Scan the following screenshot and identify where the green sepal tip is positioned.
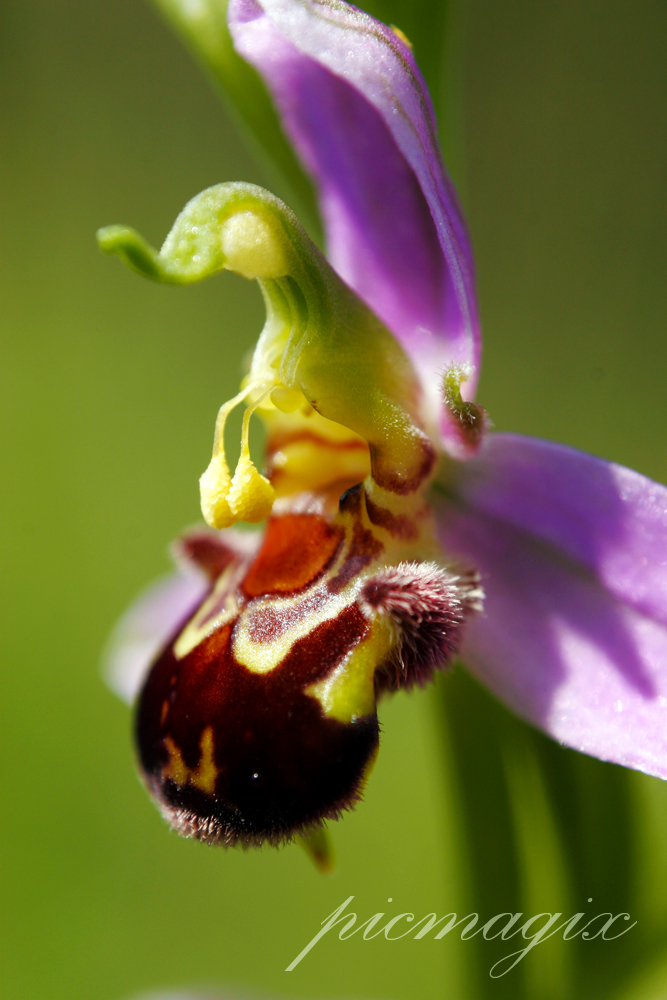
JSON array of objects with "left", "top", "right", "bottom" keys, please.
[
  {"left": 97, "top": 225, "right": 183, "bottom": 283},
  {"left": 297, "top": 825, "right": 335, "bottom": 874}
]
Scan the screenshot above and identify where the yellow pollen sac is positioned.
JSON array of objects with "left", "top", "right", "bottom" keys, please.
[
  {"left": 227, "top": 453, "right": 275, "bottom": 523},
  {"left": 200, "top": 391, "right": 276, "bottom": 528},
  {"left": 199, "top": 453, "right": 235, "bottom": 529}
]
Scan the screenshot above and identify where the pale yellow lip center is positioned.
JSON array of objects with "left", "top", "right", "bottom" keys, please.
[{"left": 199, "top": 378, "right": 320, "bottom": 530}]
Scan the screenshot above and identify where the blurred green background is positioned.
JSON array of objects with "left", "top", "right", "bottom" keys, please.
[{"left": 2, "top": 0, "right": 667, "bottom": 999}]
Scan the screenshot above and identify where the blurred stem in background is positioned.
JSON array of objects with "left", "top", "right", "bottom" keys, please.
[
  {"left": 143, "top": 0, "right": 667, "bottom": 996},
  {"left": 360, "top": 0, "right": 468, "bottom": 195},
  {"left": 436, "top": 668, "right": 647, "bottom": 999},
  {"left": 151, "top": 0, "right": 320, "bottom": 235}
]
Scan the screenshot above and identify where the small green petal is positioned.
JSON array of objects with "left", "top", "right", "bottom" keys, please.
[
  {"left": 297, "top": 825, "right": 335, "bottom": 874},
  {"left": 96, "top": 225, "right": 164, "bottom": 281}
]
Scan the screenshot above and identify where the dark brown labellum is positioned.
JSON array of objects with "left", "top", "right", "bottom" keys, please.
[{"left": 135, "top": 514, "right": 379, "bottom": 846}]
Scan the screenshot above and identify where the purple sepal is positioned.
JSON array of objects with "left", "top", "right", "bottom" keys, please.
[
  {"left": 436, "top": 434, "right": 667, "bottom": 778},
  {"left": 228, "top": 0, "right": 481, "bottom": 448},
  {"left": 102, "top": 570, "right": 208, "bottom": 704},
  {"left": 104, "top": 528, "right": 261, "bottom": 704}
]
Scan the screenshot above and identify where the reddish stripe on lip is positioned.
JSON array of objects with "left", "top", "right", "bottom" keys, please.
[
  {"left": 243, "top": 513, "right": 343, "bottom": 597},
  {"left": 365, "top": 492, "right": 419, "bottom": 541}
]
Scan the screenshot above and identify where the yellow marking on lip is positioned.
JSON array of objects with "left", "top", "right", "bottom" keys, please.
[
  {"left": 160, "top": 700, "right": 169, "bottom": 725},
  {"left": 362, "top": 480, "right": 440, "bottom": 559},
  {"left": 306, "top": 618, "right": 394, "bottom": 723},
  {"left": 174, "top": 564, "right": 241, "bottom": 660},
  {"left": 233, "top": 511, "right": 371, "bottom": 674},
  {"left": 192, "top": 727, "right": 217, "bottom": 794},
  {"left": 270, "top": 437, "right": 371, "bottom": 496},
  {"left": 163, "top": 736, "right": 189, "bottom": 787},
  {"left": 233, "top": 586, "right": 354, "bottom": 674},
  {"left": 161, "top": 727, "right": 218, "bottom": 795}
]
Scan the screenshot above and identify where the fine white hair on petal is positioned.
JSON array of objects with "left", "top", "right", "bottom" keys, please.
[
  {"left": 102, "top": 570, "right": 208, "bottom": 704},
  {"left": 361, "top": 560, "right": 483, "bottom": 690}
]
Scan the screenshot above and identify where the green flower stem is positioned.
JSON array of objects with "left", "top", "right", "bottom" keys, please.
[{"left": 433, "top": 667, "right": 655, "bottom": 999}]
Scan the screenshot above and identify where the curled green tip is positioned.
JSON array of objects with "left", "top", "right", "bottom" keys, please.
[
  {"left": 96, "top": 225, "right": 165, "bottom": 281},
  {"left": 442, "top": 364, "right": 486, "bottom": 449},
  {"left": 297, "top": 825, "right": 335, "bottom": 874},
  {"left": 96, "top": 184, "right": 290, "bottom": 287}
]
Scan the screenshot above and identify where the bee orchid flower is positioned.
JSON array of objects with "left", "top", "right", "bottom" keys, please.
[{"left": 102, "top": 0, "right": 667, "bottom": 850}]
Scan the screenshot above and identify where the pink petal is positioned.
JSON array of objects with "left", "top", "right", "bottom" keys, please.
[
  {"left": 103, "top": 528, "right": 260, "bottom": 703},
  {"left": 453, "top": 434, "right": 667, "bottom": 624},
  {"left": 435, "top": 434, "right": 667, "bottom": 778},
  {"left": 228, "top": 0, "right": 480, "bottom": 440},
  {"left": 102, "top": 571, "right": 208, "bottom": 704}
]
